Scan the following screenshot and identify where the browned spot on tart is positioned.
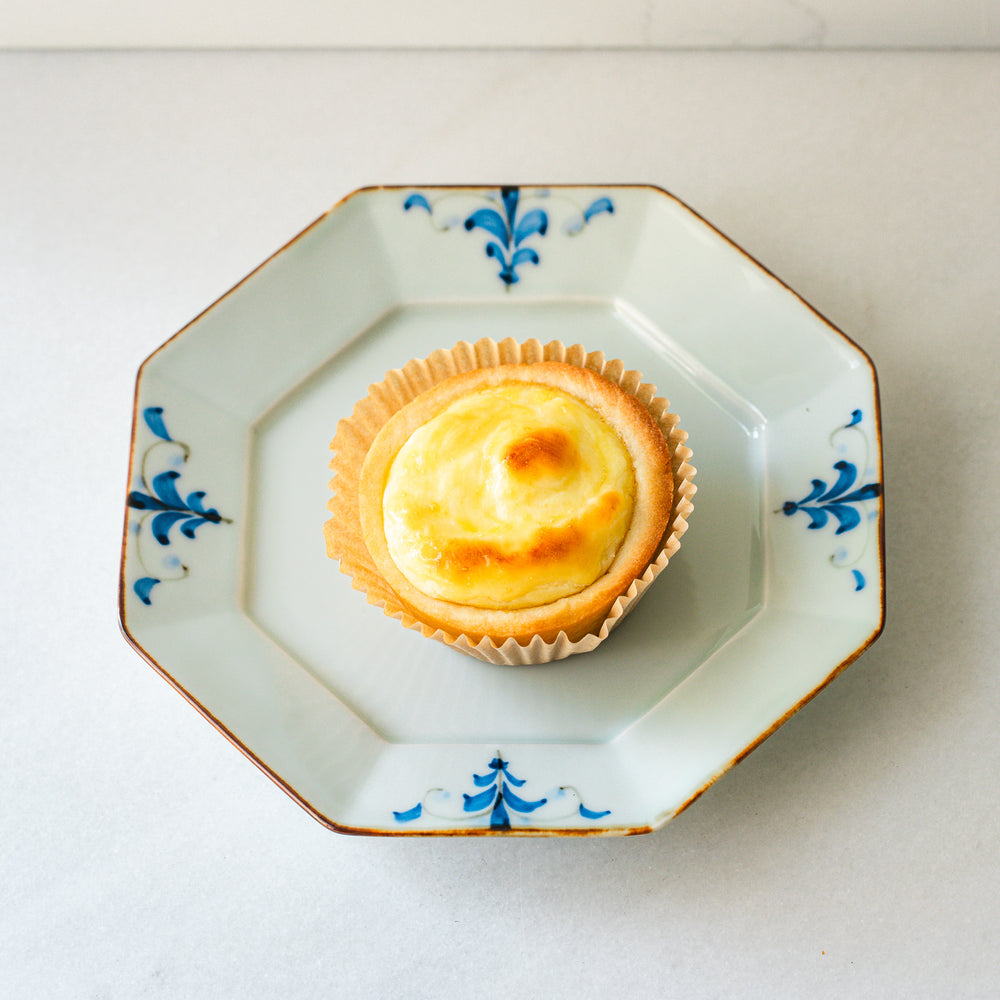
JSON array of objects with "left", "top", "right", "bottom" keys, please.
[
  {"left": 439, "top": 490, "right": 622, "bottom": 578},
  {"left": 503, "top": 428, "right": 579, "bottom": 477}
]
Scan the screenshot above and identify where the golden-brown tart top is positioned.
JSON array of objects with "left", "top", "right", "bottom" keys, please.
[{"left": 380, "top": 381, "right": 636, "bottom": 609}]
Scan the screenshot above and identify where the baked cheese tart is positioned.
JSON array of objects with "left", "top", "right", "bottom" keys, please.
[{"left": 357, "top": 362, "right": 673, "bottom": 645}]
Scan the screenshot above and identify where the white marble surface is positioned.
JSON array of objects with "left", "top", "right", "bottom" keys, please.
[
  {"left": 5, "top": 0, "right": 1000, "bottom": 48},
  {"left": 2, "top": 49, "right": 999, "bottom": 998}
]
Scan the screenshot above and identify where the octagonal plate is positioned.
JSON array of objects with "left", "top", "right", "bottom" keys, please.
[{"left": 119, "top": 185, "right": 884, "bottom": 835}]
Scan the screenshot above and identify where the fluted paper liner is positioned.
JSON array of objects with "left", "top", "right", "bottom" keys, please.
[{"left": 325, "top": 338, "right": 696, "bottom": 664}]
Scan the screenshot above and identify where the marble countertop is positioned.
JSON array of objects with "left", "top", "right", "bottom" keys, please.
[{"left": 3, "top": 48, "right": 998, "bottom": 999}]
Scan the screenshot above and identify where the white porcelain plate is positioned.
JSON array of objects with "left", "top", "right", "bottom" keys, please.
[{"left": 119, "top": 185, "right": 884, "bottom": 835}]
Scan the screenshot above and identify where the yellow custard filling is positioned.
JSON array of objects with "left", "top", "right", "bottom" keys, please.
[{"left": 381, "top": 383, "right": 636, "bottom": 609}]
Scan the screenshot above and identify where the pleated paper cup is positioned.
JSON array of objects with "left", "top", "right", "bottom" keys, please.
[{"left": 324, "top": 337, "right": 696, "bottom": 664}]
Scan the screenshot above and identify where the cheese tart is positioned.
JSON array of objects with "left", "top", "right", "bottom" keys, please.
[{"left": 356, "top": 362, "right": 673, "bottom": 645}]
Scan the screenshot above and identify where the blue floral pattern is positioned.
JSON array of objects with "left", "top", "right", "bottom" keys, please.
[
  {"left": 127, "top": 407, "right": 230, "bottom": 605},
  {"left": 393, "top": 753, "right": 610, "bottom": 830},
  {"left": 404, "top": 186, "right": 614, "bottom": 287},
  {"left": 781, "top": 409, "right": 881, "bottom": 591}
]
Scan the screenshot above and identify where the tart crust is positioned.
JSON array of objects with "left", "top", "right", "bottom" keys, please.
[{"left": 357, "top": 362, "right": 673, "bottom": 645}]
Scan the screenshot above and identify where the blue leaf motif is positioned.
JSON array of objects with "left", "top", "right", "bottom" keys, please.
[
  {"left": 133, "top": 577, "right": 161, "bottom": 605},
  {"left": 510, "top": 247, "right": 540, "bottom": 269},
  {"left": 819, "top": 461, "right": 858, "bottom": 502},
  {"left": 142, "top": 406, "right": 172, "bottom": 441},
  {"left": 473, "top": 770, "right": 498, "bottom": 788},
  {"left": 484, "top": 241, "right": 519, "bottom": 285},
  {"left": 826, "top": 503, "right": 862, "bottom": 535},
  {"left": 403, "top": 193, "right": 432, "bottom": 213},
  {"left": 393, "top": 803, "right": 423, "bottom": 822},
  {"left": 500, "top": 186, "right": 520, "bottom": 227},
  {"left": 151, "top": 510, "right": 193, "bottom": 546},
  {"left": 465, "top": 208, "right": 510, "bottom": 247},
  {"left": 127, "top": 490, "right": 161, "bottom": 511},
  {"left": 800, "top": 507, "right": 829, "bottom": 530},
  {"left": 799, "top": 479, "right": 828, "bottom": 505},
  {"left": 485, "top": 240, "right": 508, "bottom": 262},
  {"left": 513, "top": 208, "right": 548, "bottom": 246},
  {"left": 502, "top": 786, "right": 547, "bottom": 813},
  {"left": 463, "top": 786, "right": 499, "bottom": 813},
  {"left": 852, "top": 570, "right": 866, "bottom": 591},
  {"left": 180, "top": 517, "right": 213, "bottom": 539},
  {"left": 583, "top": 197, "right": 614, "bottom": 221},
  {"left": 840, "top": 484, "right": 881, "bottom": 505},
  {"left": 185, "top": 490, "right": 210, "bottom": 514},
  {"left": 151, "top": 470, "right": 186, "bottom": 509},
  {"left": 579, "top": 803, "right": 612, "bottom": 820}
]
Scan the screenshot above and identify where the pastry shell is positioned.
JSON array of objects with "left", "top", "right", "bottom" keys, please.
[{"left": 325, "top": 338, "right": 696, "bottom": 664}]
